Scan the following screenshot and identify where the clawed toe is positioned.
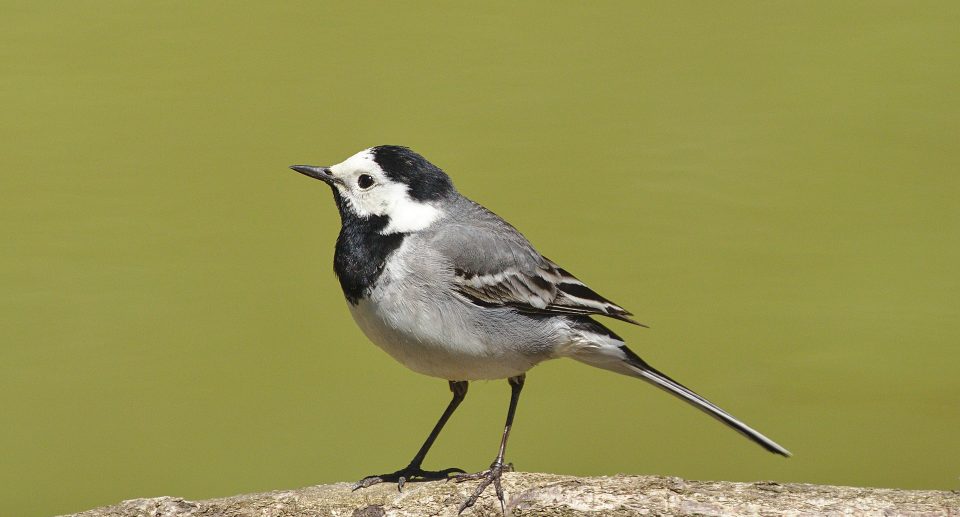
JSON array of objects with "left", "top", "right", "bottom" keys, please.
[
  {"left": 455, "top": 462, "right": 512, "bottom": 514},
  {"left": 352, "top": 475, "right": 387, "bottom": 491},
  {"left": 352, "top": 466, "right": 465, "bottom": 492}
]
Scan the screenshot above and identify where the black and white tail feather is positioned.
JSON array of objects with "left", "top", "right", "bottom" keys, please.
[
  {"left": 563, "top": 319, "right": 790, "bottom": 456},
  {"left": 622, "top": 351, "right": 791, "bottom": 456},
  {"left": 571, "top": 324, "right": 791, "bottom": 456}
]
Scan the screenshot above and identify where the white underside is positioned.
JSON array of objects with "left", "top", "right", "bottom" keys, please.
[{"left": 349, "top": 296, "right": 541, "bottom": 381}]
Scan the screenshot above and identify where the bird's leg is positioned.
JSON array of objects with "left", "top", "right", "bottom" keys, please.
[
  {"left": 353, "top": 380, "right": 468, "bottom": 492},
  {"left": 454, "top": 374, "right": 525, "bottom": 515}
]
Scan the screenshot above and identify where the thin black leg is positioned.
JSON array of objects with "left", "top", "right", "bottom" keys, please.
[
  {"left": 353, "top": 380, "right": 469, "bottom": 491},
  {"left": 409, "top": 380, "right": 468, "bottom": 470},
  {"left": 455, "top": 374, "right": 525, "bottom": 514}
]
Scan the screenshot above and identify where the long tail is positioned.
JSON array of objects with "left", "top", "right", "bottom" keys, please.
[{"left": 569, "top": 332, "right": 791, "bottom": 456}]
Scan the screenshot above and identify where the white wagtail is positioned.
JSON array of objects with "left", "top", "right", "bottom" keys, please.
[{"left": 289, "top": 146, "right": 789, "bottom": 514}]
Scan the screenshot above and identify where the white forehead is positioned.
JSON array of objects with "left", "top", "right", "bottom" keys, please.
[{"left": 330, "top": 148, "right": 383, "bottom": 176}]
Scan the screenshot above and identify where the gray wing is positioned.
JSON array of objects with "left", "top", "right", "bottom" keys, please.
[{"left": 433, "top": 198, "right": 644, "bottom": 326}]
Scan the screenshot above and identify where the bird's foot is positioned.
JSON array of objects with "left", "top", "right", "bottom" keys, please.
[
  {"left": 352, "top": 464, "right": 466, "bottom": 492},
  {"left": 453, "top": 460, "right": 513, "bottom": 514}
]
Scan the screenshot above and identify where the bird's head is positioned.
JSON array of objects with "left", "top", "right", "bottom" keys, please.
[{"left": 290, "top": 146, "right": 456, "bottom": 234}]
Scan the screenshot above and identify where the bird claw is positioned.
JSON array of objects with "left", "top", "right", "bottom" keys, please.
[
  {"left": 454, "top": 461, "right": 513, "bottom": 514},
  {"left": 352, "top": 465, "right": 466, "bottom": 492}
]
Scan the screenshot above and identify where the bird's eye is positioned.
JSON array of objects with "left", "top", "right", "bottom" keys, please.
[{"left": 357, "top": 174, "right": 375, "bottom": 189}]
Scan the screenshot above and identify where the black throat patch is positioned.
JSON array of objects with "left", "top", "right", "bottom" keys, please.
[{"left": 331, "top": 189, "right": 405, "bottom": 304}]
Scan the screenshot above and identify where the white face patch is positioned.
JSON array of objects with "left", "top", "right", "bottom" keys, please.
[{"left": 328, "top": 148, "right": 444, "bottom": 234}]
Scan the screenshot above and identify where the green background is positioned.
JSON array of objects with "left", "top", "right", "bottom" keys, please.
[{"left": 3, "top": 2, "right": 958, "bottom": 516}]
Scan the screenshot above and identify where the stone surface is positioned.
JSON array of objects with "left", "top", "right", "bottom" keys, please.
[{"left": 60, "top": 473, "right": 960, "bottom": 517}]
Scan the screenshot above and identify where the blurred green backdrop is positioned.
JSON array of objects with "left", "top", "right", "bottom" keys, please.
[{"left": 2, "top": 2, "right": 959, "bottom": 516}]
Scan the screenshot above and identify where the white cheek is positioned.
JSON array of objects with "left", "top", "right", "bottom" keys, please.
[
  {"left": 343, "top": 189, "right": 443, "bottom": 233},
  {"left": 368, "top": 186, "right": 398, "bottom": 214},
  {"left": 349, "top": 184, "right": 397, "bottom": 218},
  {"left": 381, "top": 194, "right": 443, "bottom": 234},
  {"left": 337, "top": 185, "right": 372, "bottom": 218}
]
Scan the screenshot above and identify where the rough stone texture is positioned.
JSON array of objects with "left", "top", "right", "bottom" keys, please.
[{"left": 59, "top": 473, "right": 960, "bottom": 517}]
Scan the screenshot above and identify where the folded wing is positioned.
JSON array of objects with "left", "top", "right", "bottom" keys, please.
[{"left": 436, "top": 200, "right": 643, "bottom": 326}]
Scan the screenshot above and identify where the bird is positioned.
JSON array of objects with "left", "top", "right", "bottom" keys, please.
[{"left": 288, "top": 145, "right": 790, "bottom": 514}]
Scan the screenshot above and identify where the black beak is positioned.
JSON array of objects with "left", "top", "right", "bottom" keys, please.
[{"left": 289, "top": 164, "right": 339, "bottom": 185}]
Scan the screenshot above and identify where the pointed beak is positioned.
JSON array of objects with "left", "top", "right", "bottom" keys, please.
[{"left": 289, "top": 164, "right": 340, "bottom": 185}]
